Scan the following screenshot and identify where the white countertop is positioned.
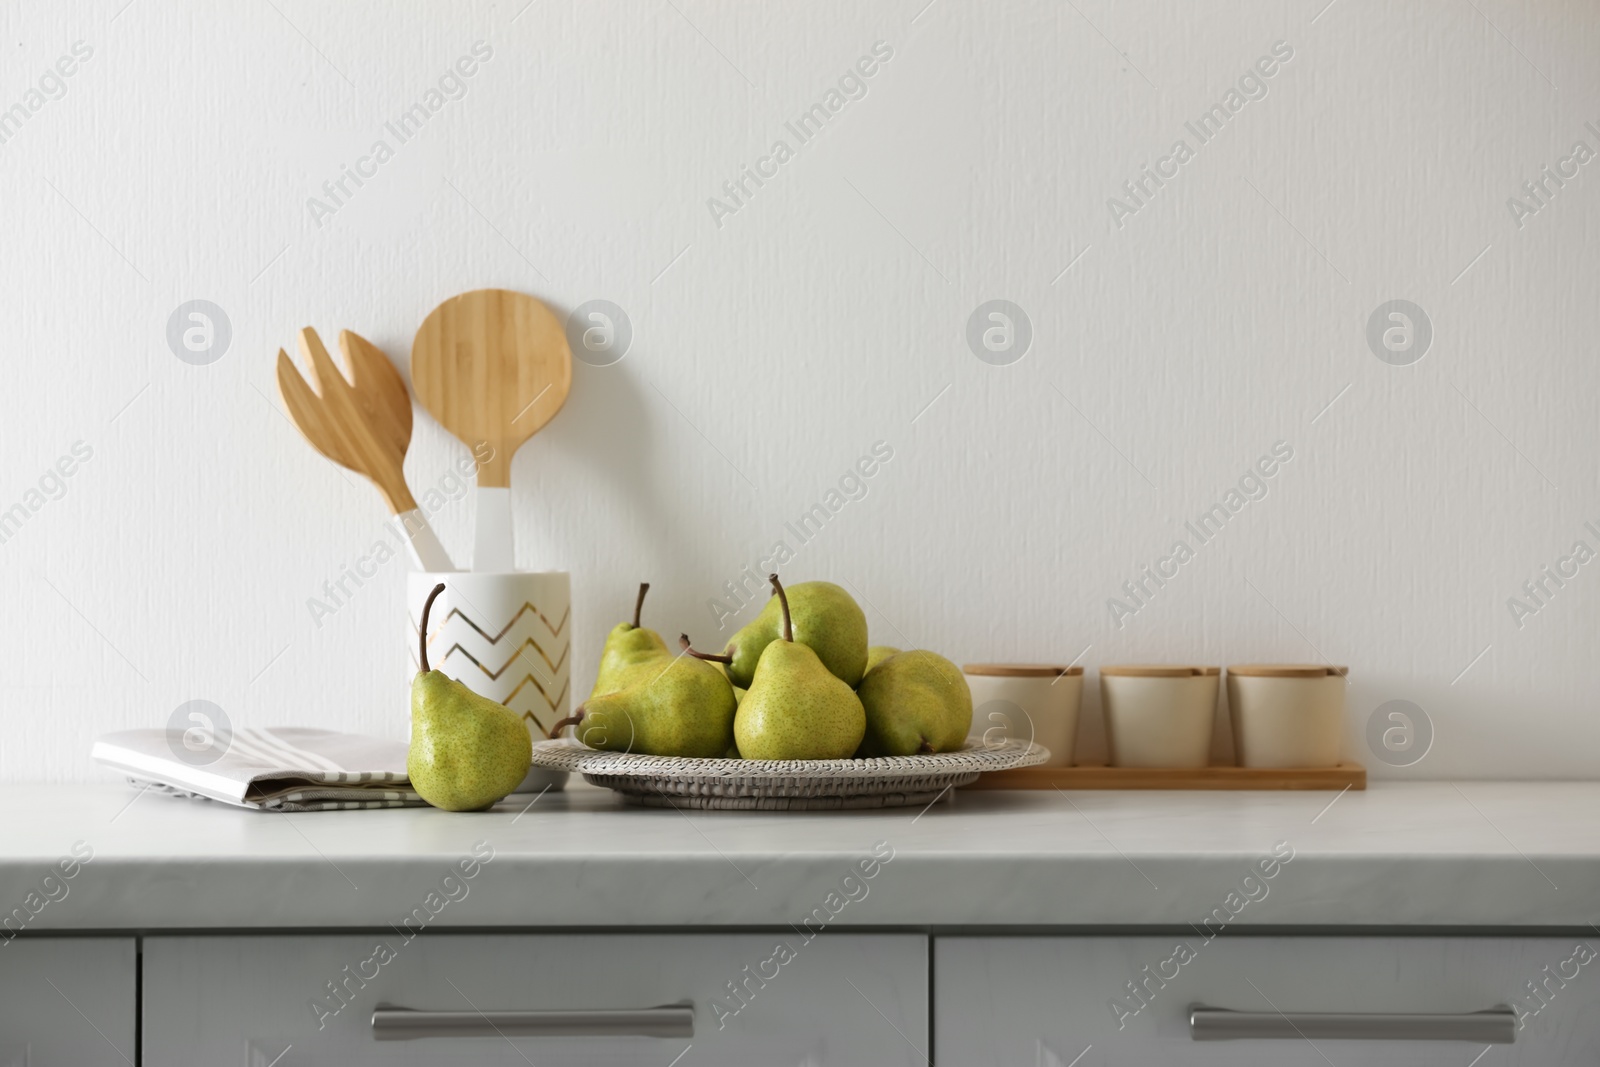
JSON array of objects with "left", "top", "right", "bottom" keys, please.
[{"left": 6, "top": 782, "right": 1598, "bottom": 932}]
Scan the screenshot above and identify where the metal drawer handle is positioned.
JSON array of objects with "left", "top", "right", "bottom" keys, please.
[
  {"left": 371, "top": 1003, "right": 694, "bottom": 1041},
  {"left": 1190, "top": 1006, "right": 1516, "bottom": 1044}
]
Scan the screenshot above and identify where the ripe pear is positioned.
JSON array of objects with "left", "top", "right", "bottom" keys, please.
[
  {"left": 865, "top": 645, "right": 901, "bottom": 673},
  {"left": 591, "top": 583, "right": 669, "bottom": 697},
  {"left": 720, "top": 674, "right": 747, "bottom": 708},
  {"left": 720, "top": 579, "right": 868, "bottom": 689},
  {"left": 855, "top": 650, "right": 973, "bottom": 757},
  {"left": 554, "top": 644, "right": 736, "bottom": 758},
  {"left": 408, "top": 584, "right": 533, "bottom": 811},
  {"left": 681, "top": 630, "right": 748, "bottom": 712},
  {"left": 733, "top": 576, "right": 865, "bottom": 760}
]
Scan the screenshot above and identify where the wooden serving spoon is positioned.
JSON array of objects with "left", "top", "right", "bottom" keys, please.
[
  {"left": 411, "top": 290, "right": 573, "bottom": 572},
  {"left": 276, "top": 327, "right": 455, "bottom": 572}
]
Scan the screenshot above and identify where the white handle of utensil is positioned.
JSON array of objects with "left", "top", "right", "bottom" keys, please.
[
  {"left": 473, "top": 486, "right": 514, "bottom": 572},
  {"left": 390, "top": 510, "right": 456, "bottom": 572}
]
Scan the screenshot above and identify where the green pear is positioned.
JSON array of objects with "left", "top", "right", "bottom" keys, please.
[
  {"left": 865, "top": 645, "right": 901, "bottom": 674},
  {"left": 722, "top": 579, "right": 868, "bottom": 688},
  {"left": 686, "top": 636, "right": 743, "bottom": 706},
  {"left": 559, "top": 646, "right": 736, "bottom": 758},
  {"left": 591, "top": 583, "right": 669, "bottom": 697},
  {"left": 408, "top": 584, "right": 533, "bottom": 811},
  {"left": 855, "top": 650, "right": 973, "bottom": 757},
  {"left": 707, "top": 656, "right": 747, "bottom": 707},
  {"left": 733, "top": 576, "right": 865, "bottom": 760}
]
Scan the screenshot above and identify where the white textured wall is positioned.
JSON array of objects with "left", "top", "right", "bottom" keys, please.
[{"left": 3, "top": 0, "right": 1598, "bottom": 782}]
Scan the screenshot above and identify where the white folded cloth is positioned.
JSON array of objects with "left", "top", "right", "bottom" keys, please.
[{"left": 91, "top": 726, "right": 425, "bottom": 812}]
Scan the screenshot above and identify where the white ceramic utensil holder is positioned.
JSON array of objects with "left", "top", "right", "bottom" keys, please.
[
  {"left": 1100, "top": 666, "right": 1220, "bottom": 769},
  {"left": 1227, "top": 664, "right": 1348, "bottom": 768},
  {"left": 964, "top": 665, "right": 1083, "bottom": 767},
  {"left": 408, "top": 571, "right": 572, "bottom": 793}
]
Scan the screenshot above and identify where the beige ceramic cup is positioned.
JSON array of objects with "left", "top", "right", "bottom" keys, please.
[
  {"left": 963, "top": 665, "right": 1084, "bottom": 767},
  {"left": 408, "top": 571, "right": 572, "bottom": 793},
  {"left": 1227, "top": 664, "right": 1348, "bottom": 768},
  {"left": 1100, "top": 666, "right": 1220, "bottom": 768}
]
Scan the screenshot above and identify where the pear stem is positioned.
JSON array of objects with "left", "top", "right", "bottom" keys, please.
[
  {"left": 680, "top": 634, "right": 734, "bottom": 664},
  {"left": 419, "top": 582, "right": 446, "bottom": 673},
  {"left": 633, "top": 582, "right": 649, "bottom": 629},
  {"left": 548, "top": 711, "right": 584, "bottom": 740},
  {"left": 769, "top": 573, "right": 792, "bottom": 642}
]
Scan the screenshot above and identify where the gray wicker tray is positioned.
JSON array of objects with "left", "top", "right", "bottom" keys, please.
[{"left": 529, "top": 736, "right": 1049, "bottom": 810}]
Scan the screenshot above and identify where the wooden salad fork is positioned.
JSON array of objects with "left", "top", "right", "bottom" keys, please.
[{"left": 276, "top": 327, "right": 455, "bottom": 572}]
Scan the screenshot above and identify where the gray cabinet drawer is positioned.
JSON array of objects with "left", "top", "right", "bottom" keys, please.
[
  {"left": 144, "top": 933, "right": 928, "bottom": 1065},
  {"left": 937, "top": 935, "right": 1599, "bottom": 1066},
  {"left": 0, "top": 938, "right": 136, "bottom": 1066}
]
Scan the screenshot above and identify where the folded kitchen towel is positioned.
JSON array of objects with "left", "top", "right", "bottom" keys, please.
[{"left": 91, "top": 726, "right": 426, "bottom": 812}]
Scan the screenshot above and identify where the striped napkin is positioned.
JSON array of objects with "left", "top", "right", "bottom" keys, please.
[{"left": 91, "top": 726, "right": 425, "bottom": 812}]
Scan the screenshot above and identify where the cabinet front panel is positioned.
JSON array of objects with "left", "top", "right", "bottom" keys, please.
[
  {"left": 937, "top": 936, "right": 1598, "bottom": 1066},
  {"left": 144, "top": 933, "right": 927, "bottom": 1066},
  {"left": 0, "top": 938, "right": 136, "bottom": 1066}
]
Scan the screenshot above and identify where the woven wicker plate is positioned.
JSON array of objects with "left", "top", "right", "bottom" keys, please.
[{"left": 529, "top": 736, "right": 1049, "bottom": 810}]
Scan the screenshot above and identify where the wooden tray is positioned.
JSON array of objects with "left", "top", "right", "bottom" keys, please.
[{"left": 965, "top": 763, "right": 1366, "bottom": 791}]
